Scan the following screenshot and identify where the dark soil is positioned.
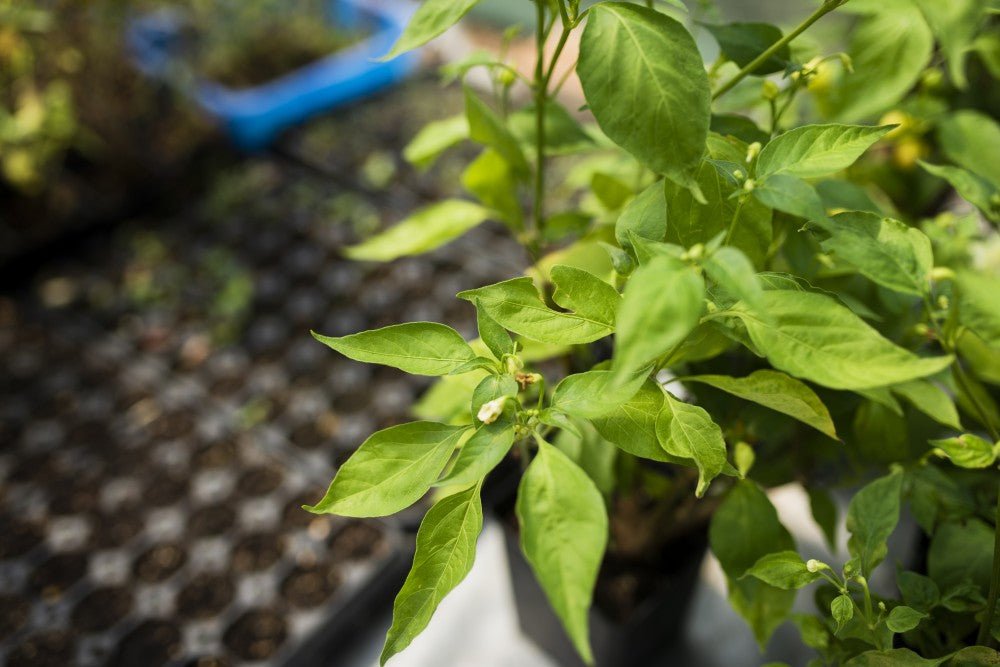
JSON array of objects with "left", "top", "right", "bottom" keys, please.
[
  {"left": 134, "top": 543, "right": 188, "bottom": 583},
  {"left": 0, "top": 594, "right": 29, "bottom": 639},
  {"left": 6, "top": 630, "right": 76, "bottom": 667},
  {"left": 72, "top": 587, "right": 134, "bottom": 632},
  {"left": 111, "top": 620, "right": 183, "bottom": 667},
  {"left": 90, "top": 510, "right": 145, "bottom": 549},
  {"left": 189, "top": 505, "right": 236, "bottom": 537},
  {"left": 177, "top": 573, "right": 236, "bottom": 619},
  {"left": 223, "top": 610, "right": 288, "bottom": 661},
  {"left": 237, "top": 466, "right": 284, "bottom": 497},
  {"left": 281, "top": 562, "right": 341, "bottom": 608},
  {"left": 231, "top": 532, "right": 283, "bottom": 572},
  {"left": 329, "top": 520, "right": 385, "bottom": 561},
  {"left": 0, "top": 518, "right": 43, "bottom": 559},
  {"left": 30, "top": 552, "right": 88, "bottom": 597}
]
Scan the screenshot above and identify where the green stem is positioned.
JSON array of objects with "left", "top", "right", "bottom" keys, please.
[
  {"left": 724, "top": 195, "right": 747, "bottom": 245},
  {"left": 712, "top": 0, "right": 847, "bottom": 101},
  {"left": 532, "top": 0, "right": 548, "bottom": 249}
]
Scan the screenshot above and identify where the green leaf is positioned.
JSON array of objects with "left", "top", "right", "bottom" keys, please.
[
  {"left": 312, "top": 323, "right": 476, "bottom": 376},
  {"left": 955, "top": 271, "right": 1000, "bottom": 348},
  {"left": 726, "top": 290, "right": 954, "bottom": 390},
  {"left": 553, "top": 367, "right": 651, "bottom": 420},
  {"left": 846, "top": 471, "right": 903, "bottom": 577},
  {"left": 470, "top": 374, "right": 518, "bottom": 424},
  {"left": 306, "top": 422, "right": 470, "bottom": 517},
  {"left": 403, "top": 115, "right": 468, "bottom": 169},
  {"left": 892, "top": 380, "right": 962, "bottom": 430},
  {"left": 380, "top": 483, "right": 483, "bottom": 664},
  {"left": 578, "top": 3, "right": 710, "bottom": 192},
  {"left": 912, "top": 0, "right": 988, "bottom": 88},
  {"left": 885, "top": 606, "right": 927, "bottom": 634},
  {"left": 809, "top": 488, "right": 840, "bottom": 551},
  {"left": 949, "top": 647, "right": 1000, "bottom": 666},
  {"left": 552, "top": 424, "right": 617, "bottom": 500},
  {"left": 590, "top": 378, "right": 679, "bottom": 462},
  {"left": 811, "top": 211, "right": 934, "bottom": 296},
  {"left": 711, "top": 481, "right": 795, "bottom": 577},
  {"left": 462, "top": 149, "right": 524, "bottom": 229},
  {"left": 710, "top": 481, "right": 796, "bottom": 646},
  {"left": 831, "top": 594, "right": 854, "bottom": 632},
  {"left": 438, "top": 422, "right": 515, "bottom": 487},
  {"left": 464, "top": 88, "right": 530, "bottom": 176},
  {"left": 929, "top": 434, "right": 998, "bottom": 469},
  {"left": 703, "top": 247, "right": 764, "bottom": 309},
  {"left": 475, "top": 306, "right": 514, "bottom": 362},
  {"left": 615, "top": 180, "right": 667, "bottom": 253},
  {"left": 753, "top": 175, "right": 829, "bottom": 222},
  {"left": 509, "top": 102, "right": 595, "bottom": 155},
  {"left": 843, "top": 649, "right": 945, "bottom": 667},
  {"left": 757, "top": 125, "right": 893, "bottom": 180},
  {"left": 685, "top": 370, "right": 838, "bottom": 439},
  {"left": 938, "top": 110, "right": 1000, "bottom": 188},
  {"left": 656, "top": 392, "right": 727, "bottom": 496},
  {"left": 665, "top": 135, "right": 773, "bottom": 265},
  {"left": 712, "top": 114, "right": 770, "bottom": 145},
  {"left": 613, "top": 256, "right": 704, "bottom": 378},
  {"left": 929, "top": 519, "right": 994, "bottom": 592},
  {"left": 550, "top": 265, "right": 621, "bottom": 329},
  {"left": 382, "top": 0, "right": 480, "bottom": 58},
  {"left": 702, "top": 22, "right": 789, "bottom": 74},
  {"left": 344, "top": 200, "right": 490, "bottom": 262},
  {"left": 918, "top": 162, "right": 1000, "bottom": 222},
  {"left": 458, "top": 278, "right": 613, "bottom": 345},
  {"left": 734, "top": 441, "right": 755, "bottom": 477},
  {"left": 743, "top": 551, "right": 822, "bottom": 590},
  {"left": 591, "top": 172, "right": 633, "bottom": 211},
  {"left": 896, "top": 571, "right": 940, "bottom": 612},
  {"left": 825, "top": 7, "right": 933, "bottom": 121},
  {"left": 517, "top": 439, "right": 608, "bottom": 664}
]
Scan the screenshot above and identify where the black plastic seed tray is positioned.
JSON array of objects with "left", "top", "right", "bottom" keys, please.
[
  {"left": 0, "top": 97, "right": 525, "bottom": 664},
  {"left": 0, "top": 315, "right": 412, "bottom": 667}
]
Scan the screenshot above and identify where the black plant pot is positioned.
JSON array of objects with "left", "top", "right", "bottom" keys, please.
[{"left": 502, "top": 519, "right": 708, "bottom": 667}]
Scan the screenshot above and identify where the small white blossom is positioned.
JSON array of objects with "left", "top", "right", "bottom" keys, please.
[
  {"left": 477, "top": 397, "right": 506, "bottom": 424},
  {"left": 806, "top": 559, "right": 827, "bottom": 573}
]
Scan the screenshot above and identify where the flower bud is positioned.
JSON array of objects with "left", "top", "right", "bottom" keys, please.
[
  {"left": 761, "top": 79, "right": 780, "bottom": 101},
  {"left": 742, "top": 178, "right": 756, "bottom": 192},
  {"left": 504, "top": 355, "right": 524, "bottom": 374},
  {"left": 937, "top": 295, "right": 950, "bottom": 310},
  {"left": 497, "top": 68, "right": 516, "bottom": 87},
  {"left": 477, "top": 397, "right": 507, "bottom": 424},
  {"left": 806, "top": 559, "right": 828, "bottom": 573},
  {"left": 746, "top": 142, "right": 762, "bottom": 164},
  {"left": 930, "top": 267, "right": 955, "bottom": 282}
]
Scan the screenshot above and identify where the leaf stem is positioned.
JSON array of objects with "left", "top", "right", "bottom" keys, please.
[{"left": 712, "top": 0, "right": 847, "bottom": 101}]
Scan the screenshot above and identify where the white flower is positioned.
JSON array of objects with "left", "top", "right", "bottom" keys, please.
[{"left": 477, "top": 397, "right": 506, "bottom": 424}]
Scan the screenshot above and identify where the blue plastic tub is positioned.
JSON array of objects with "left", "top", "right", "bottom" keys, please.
[{"left": 127, "top": 0, "right": 420, "bottom": 150}]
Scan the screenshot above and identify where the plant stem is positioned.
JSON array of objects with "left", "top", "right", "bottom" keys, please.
[
  {"left": 532, "top": 0, "right": 548, "bottom": 249},
  {"left": 978, "top": 485, "right": 1000, "bottom": 647},
  {"left": 724, "top": 195, "right": 747, "bottom": 245},
  {"left": 712, "top": 0, "right": 846, "bottom": 101}
]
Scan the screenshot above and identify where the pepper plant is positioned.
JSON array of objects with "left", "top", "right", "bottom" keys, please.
[{"left": 303, "top": 0, "right": 1000, "bottom": 664}]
